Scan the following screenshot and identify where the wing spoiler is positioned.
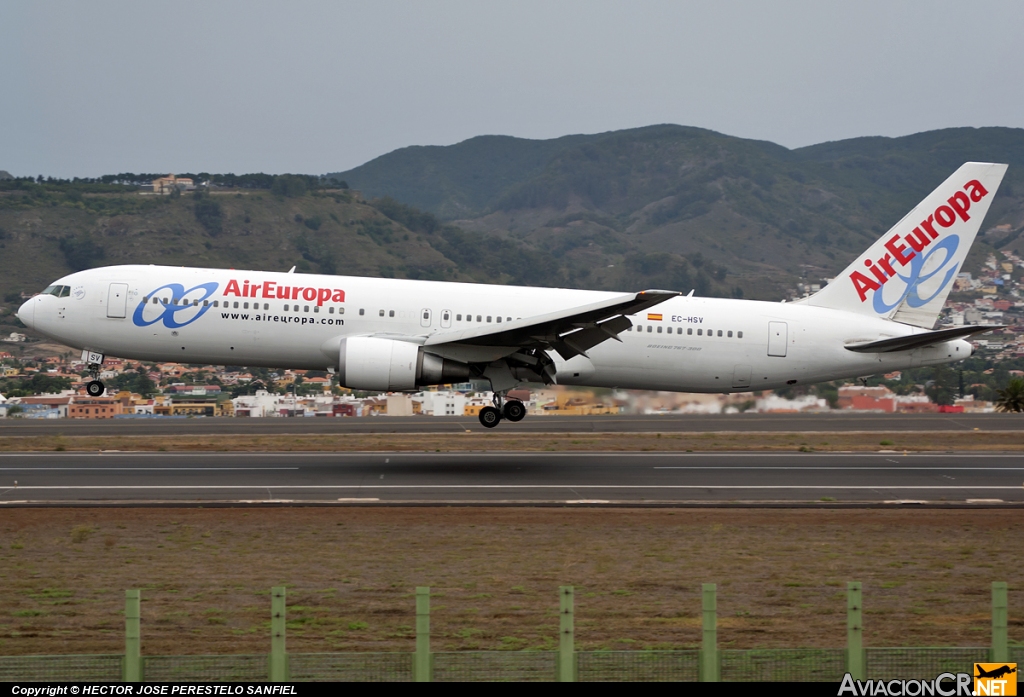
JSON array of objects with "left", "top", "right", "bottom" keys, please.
[{"left": 843, "top": 325, "right": 1005, "bottom": 353}]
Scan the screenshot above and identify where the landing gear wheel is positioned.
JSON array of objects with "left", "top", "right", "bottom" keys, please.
[
  {"left": 478, "top": 406, "right": 502, "bottom": 429},
  {"left": 86, "top": 380, "right": 105, "bottom": 397},
  {"left": 502, "top": 400, "right": 526, "bottom": 422}
]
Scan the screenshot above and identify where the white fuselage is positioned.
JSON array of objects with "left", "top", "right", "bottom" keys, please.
[{"left": 19, "top": 265, "right": 972, "bottom": 392}]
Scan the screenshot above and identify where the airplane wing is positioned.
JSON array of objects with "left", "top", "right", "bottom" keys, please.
[
  {"left": 843, "top": 325, "right": 1004, "bottom": 353},
  {"left": 424, "top": 289, "right": 680, "bottom": 360}
]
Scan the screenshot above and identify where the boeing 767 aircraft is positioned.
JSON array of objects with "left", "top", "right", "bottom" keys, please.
[{"left": 18, "top": 162, "right": 1008, "bottom": 427}]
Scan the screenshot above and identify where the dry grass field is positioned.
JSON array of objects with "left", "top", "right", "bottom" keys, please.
[
  {"left": 0, "top": 430, "right": 1022, "bottom": 453},
  {"left": 0, "top": 507, "right": 1020, "bottom": 656}
]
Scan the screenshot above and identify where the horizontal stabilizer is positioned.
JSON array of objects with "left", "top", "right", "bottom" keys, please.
[{"left": 844, "top": 325, "right": 1004, "bottom": 353}]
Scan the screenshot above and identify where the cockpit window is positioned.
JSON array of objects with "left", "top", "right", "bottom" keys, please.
[{"left": 40, "top": 285, "right": 71, "bottom": 297}]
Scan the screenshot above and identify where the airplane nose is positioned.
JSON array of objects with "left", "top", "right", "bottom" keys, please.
[{"left": 17, "top": 298, "right": 34, "bottom": 329}]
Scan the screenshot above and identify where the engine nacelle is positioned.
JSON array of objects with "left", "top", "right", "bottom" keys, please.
[{"left": 338, "top": 337, "right": 471, "bottom": 391}]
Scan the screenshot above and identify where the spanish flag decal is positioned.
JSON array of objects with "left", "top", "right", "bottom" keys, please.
[{"left": 647, "top": 313, "right": 663, "bottom": 321}]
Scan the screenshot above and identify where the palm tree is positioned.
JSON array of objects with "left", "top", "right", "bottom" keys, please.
[{"left": 995, "top": 377, "right": 1024, "bottom": 413}]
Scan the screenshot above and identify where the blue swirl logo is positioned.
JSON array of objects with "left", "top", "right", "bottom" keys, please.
[
  {"left": 872, "top": 235, "right": 960, "bottom": 314},
  {"left": 132, "top": 282, "right": 220, "bottom": 328}
]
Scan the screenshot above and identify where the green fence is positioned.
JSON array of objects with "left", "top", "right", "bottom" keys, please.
[{"left": 0, "top": 582, "right": 1015, "bottom": 682}]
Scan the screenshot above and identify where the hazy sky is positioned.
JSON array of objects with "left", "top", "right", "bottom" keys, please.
[{"left": 3, "top": 1, "right": 1022, "bottom": 178}]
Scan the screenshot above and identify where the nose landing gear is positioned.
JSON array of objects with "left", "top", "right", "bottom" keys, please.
[
  {"left": 84, "top": 353, "right": 105, "bottom": 397},
  {"left": 477, "top": 392, "right": 527, "bottom": 428}
]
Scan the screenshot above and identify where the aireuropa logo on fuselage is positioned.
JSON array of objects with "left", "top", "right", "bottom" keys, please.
[
  {"left": 133, "top": 278, "right": 348, "bottom": 328},
  {"left": 849, "top": 179, "right": 990, "bottom": 313},
  {"left": 133, "top": 282, "right": 220, "bottom": 328}
]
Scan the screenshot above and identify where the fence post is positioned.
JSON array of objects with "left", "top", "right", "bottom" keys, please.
[
  {"left": 415, "top": 586, "right": 431, "bottom": 682},
  {"left": 847, "top": 582, "right": 865, "bottom": 680},
  {"left": 701, "top": 583, "right": 719, "bottom": 682},
  {"left": 992, "top": 582, "right": 1008, "bottom": 662},
  {"left": 123, "top": 589, "right": 142, "bottom": 682},
  {"left": 558, "top": 586, "right": 576, "bottom": 682},
  {"left": 269, "top": 586, "right": 288, "bottom": 682}
]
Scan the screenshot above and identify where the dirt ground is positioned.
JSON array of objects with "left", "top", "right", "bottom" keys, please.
[
  {"left": 0, "top": 507, "right": 1020, "bottom": 656},
  {"left": 1, "top": 430, "right": 1022, "bottom": 452}
]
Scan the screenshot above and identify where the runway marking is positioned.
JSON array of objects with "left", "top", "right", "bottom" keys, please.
[
  {"left": 0, "top": 468, "right": 299, "bottom": 471},
  {"left": 651, "top": 466, "right": 1024, "bottom": 470}
]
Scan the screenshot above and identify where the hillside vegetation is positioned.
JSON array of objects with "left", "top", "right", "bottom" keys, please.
[
  {"left": 331, "top": 125, "right": 1024, "bottom": 291},
  {"left": 3, "top": 183, "right": 733, "bottom": 333}
]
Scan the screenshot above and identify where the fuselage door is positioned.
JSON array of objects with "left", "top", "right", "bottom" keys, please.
[
  {"left": 420, "top": 308, "right": 432, "bottom": 327},
  {"left": 768, "top": 321, "right": 787, "bottom": 357},
  {"left": 440, "top": 310, "right": 452, "bottom": 328},
  {"left": 107, "top": 283, "right": 129, "bottom": 319}
]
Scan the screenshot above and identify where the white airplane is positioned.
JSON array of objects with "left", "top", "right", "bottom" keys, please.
[{"left": 18, "top": 162, "right": 1008, "bottom": 427}]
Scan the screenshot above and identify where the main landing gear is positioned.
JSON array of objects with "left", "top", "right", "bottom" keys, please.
[
  {"left": 86, "top": 380, "right": 105, "bottom": 397},
  {"left": 478, "top": 392, "right": 526, "bottom": 429}
]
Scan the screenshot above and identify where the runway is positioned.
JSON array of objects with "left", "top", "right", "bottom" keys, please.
[
  {"left": 0, "top": 412, "right": 1019, "bottom": 436},
  {"left": 1, "top": 451, "right": 1021, "bottom": 505}
]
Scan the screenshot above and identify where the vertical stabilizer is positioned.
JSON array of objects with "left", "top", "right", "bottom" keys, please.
[{"left": 803, "top": 162, "right": 1007, "bottom": 327}]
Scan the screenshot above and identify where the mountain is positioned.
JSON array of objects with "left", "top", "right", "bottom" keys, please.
[{"left": 330, "top": 125, "right": 1024, "bottom": 291}]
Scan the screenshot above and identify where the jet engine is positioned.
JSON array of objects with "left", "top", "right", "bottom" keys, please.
[{"left": 337, "top": 337, "right": 471, "bottom": 391}]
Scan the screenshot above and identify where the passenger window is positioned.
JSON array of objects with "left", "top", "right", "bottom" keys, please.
[
  {"left": 233, "top": 302, "right": 239, "bottom": 309},
  {"left": 379, "top": 309, "right": 385, "bottom": 317},
  {"left": 329, "top": 307, "right": 334, "bottom": 314},
  {"left": 507, "top": 317, "right": 511, "bottom": 322},
  {"left": 738, "top": 331, "right": 744, "bottom": 338},
  {"left": 359, "top": 309, "right": 365, "bottom": 316},
  {"left": 457, "top": 314, "right": 462, "bottom": 321},
  {"left": 284, "top": 304, "right": 290, "bottom": 311},
  {"left": 697, "top": 329, "right": 702, "bottom": 336},
  {"left": 305, "top": 306, "right": 310, "bottom": 312},
  {"left": 657, "top": 326, "right": 662, "bottom": 333},
  {"left": 647, "top": 326, "right": 652, "bottom": 333},
  {"left": 314, "top": 306, "right": 319, "bottom": 313},
  {"left": 443, "top": 311, "right": 450, "bottom": 321},
  {"left": 476, "top": 315, "right": 481, "bottom": 322},
  {"left": 264, "top": 303, "right": 269, "bottom": 310},
  {"left": 243, "top": 302, "right": 249, "bottom": 309},
  {"left": 203, "top": 300, "right": 208, "bottom": 307},
  {"left": 687, "top": 328, "right": 692, "bottom": 335},
  {"left": 339, "top": 307, "right": 344, "bottom": 314},
  {"left": 390, "top": 310, "right": 395, "bottom": 317},
  {"left": 496, "top": 316, "right": 501, "bottom": 323},
  {"left": 728, "top": 330, "right": 733, "bottom": 337},
  {"left": 718, "top": 330, "right": 723, "bottom": 337}
]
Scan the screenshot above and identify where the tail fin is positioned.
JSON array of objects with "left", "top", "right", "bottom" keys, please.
[{"left": 803, "top": 162, "right": 1007, "bottom": 327}]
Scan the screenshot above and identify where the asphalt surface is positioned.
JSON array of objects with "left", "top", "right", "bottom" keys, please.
[
  {"left": 1, "top": 451, "right": 1021, "bottom": 505},
  {"left": 0, "top": 413, "right": 1020, "bottom": 436}
]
